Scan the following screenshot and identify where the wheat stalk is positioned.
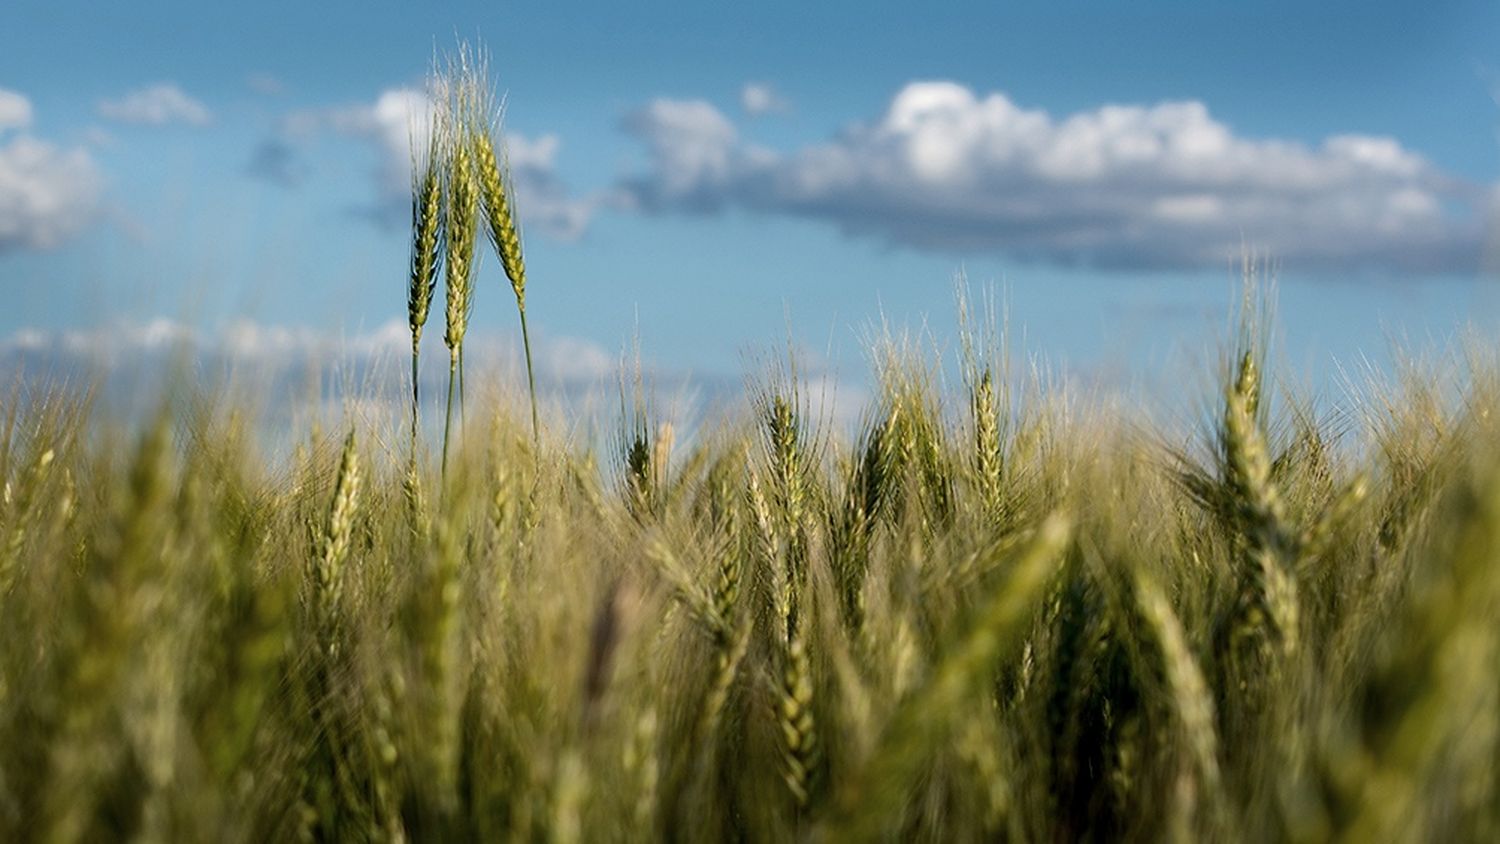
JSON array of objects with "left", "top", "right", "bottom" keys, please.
[
  {"left": 474, "top": 108, "right": 540, "bottom": 441},
  {"left": 407, "top": 91, "right": 444, "bottom": 458},
  {"left": 440, "top": 56, "right": 481, "bottom": 477}
]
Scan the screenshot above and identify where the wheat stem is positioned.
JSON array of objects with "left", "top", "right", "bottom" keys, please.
[
  {"left": 519, "top": 304, "right": 539, "bottom": 441},
  {"left": 410, "top": 342, "right": 421, "bottom": 454},
  {"left": 443, "top": 355, "right": 457, "bottom": 480}
]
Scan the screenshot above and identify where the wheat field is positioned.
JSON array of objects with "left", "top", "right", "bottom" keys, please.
[{"left": 3, "top": 46, "right": 1500, "bottom": 844}]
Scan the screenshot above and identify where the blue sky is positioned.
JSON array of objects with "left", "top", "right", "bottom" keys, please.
[{"left": 3, "top": 0, "right": 1500, "bottom": 402}]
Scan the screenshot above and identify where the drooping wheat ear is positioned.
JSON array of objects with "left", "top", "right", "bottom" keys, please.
[
  {"left": 474, "top": 97, "right": 539, "bottom": 441},
  {"left": 474, "top": 128, "right": 526, "bottom": 305},
  {"left": 441, "top": 59, "right": 481, "bottom": 477},
  {"left": 314, "top": 430, "right": 361, "bottom": 654}
]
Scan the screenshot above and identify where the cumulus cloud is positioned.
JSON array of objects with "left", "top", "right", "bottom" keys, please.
[
  {"left": 98, "top": 83, "right": 212, "bottom": 126},
  {"left": 620, "top": 81, "right": 1493, "bottom": 273},
  {"left": 0, "top": 89, "right": 33, "bottom": 131},
  {"left": 257, "top": 87, "right": 599, "bottom": 238},
  {"left": 0, "top": 88, "right": 104, "bottom": 253},
  {"left": 278, "top": 87, "right": 437, "bottom": 197},
  {"left": 620, "top": 98, "right": 757, "bottom": 212},
  {"left": 740, "top": 82, "right": 789, "bottom": 117}
]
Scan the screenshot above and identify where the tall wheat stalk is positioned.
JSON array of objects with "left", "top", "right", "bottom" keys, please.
[
  {"left": 407, "top": 91, "right": 444, "bottom": 459},
  {"left": 440, "top": 56, "right": 481, "bottom": 477},
  {"left": 474, "top": 80, "right": 539, "bottom": 441}
]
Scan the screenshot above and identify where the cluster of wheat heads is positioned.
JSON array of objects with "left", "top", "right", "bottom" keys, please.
[
  {"left": 6, "top": 272, "right": 1500, "bottom": 840},
  {"left": 407, "top": 43, "right": 539, "bottom": 478},
  {"left": 8, "top": 40, "right": 1500, "bottom": 841}
]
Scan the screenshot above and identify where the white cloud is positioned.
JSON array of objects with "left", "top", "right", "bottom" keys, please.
[
  {"left": 619, "top": 98, "right": 754, "bottom": 211},
  {"left": 246, "top": 73, "right": 284, "bottom": 96},
  {"left": 535, "top": 334, "right": 616, "bottom": 382},
  {"left": 0, "top": 317, "right": 873, "bottom": 438},
  {"left": 265, "top": 87, "right": 599, "bottom": 238},
  {"left": 281, "top": 86, "right": 437, "bottom": 196},
  {"left": 620, "top": 81, "right": 1493, "bottom": 273},
  {"left": 0, "top": 88, "right": 104, "bottom": 253},
  {"left": 2, "top": 316, "right": 614, "bottom": 377},
  {"left": 0, "top": 316, "right": 628, "bottom": 410},
  {"left": 81, "top": 126, "right": 115, "bottom": 148},
  {"left": 98, "top": 83, "right": 212, "bottom": 126},
  {"left": 741, "top": 82, "right": 789, "bottom": 117},
  {"left": 0, "top": 89, "right": 32, "bottom": 131}
]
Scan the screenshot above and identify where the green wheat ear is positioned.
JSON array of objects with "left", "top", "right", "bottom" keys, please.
[
  {"left": 314, "top": 429, "right": 361, "bottom": 654},
  {"left": 439, "top": 49, "right": 482, "bottom": 477},
  {"left": 474, "top": 90, "right": 539, "bottom": 442},
  {"left": 406, "top": 89, "right": 444, "bottom": 457},
  {"left": 1221, "top": 349, "right": 1299, "bottom": 661}
]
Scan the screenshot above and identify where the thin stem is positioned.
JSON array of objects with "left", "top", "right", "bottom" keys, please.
[
  {"left": 442, "top": 355, "right": 457, "bottom": 480},
  {"left": 459, "top": 346, "right": 467, "bottom": 427},
  {"left": 410, "top": 344, "right": 421, "bottom": 457},
  {"left": 519, "top": 304, "right": 539, "bottom": 443}
]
